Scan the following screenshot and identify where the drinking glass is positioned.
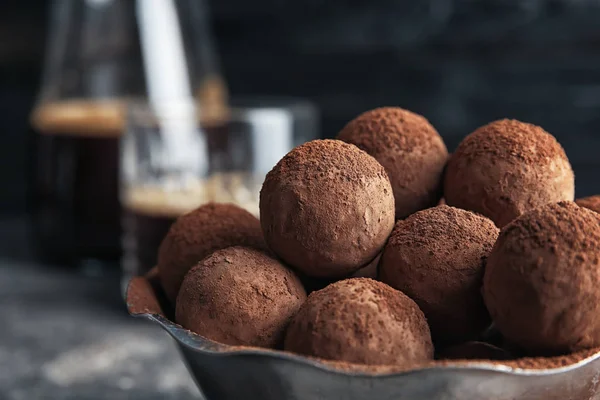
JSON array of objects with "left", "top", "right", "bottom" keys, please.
[{"left": 120, "top": 97, "right": 319, "bottom": 279}]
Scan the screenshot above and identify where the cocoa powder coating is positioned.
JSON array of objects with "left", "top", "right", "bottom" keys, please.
[
  {"left": 284, "top": 278, "right": 433, "bottom": 366},
  {"left": 157, "top": 203, "right": 266, "bottom": 302},
  {"left": 380, "top": 205, "right": 498, "bottom": 344},
  {"left": 127, "top": 273, "right": 600, "bottom": 371},
  {"left": 176, "top": 246, "right": 306, "bottom": 348},
  {"left": 444, "top": 119, "right": 575, "bottom": 227},
  {"left": 576, "top": 195, "right": 600, "bottom": 214},
  {"left": 337, "top": 107, "right": 448, "bottom": 219},
  {"left": 484, "top": 201, "right": 600, "bottom": 355},
  {"left": 260, "top": 139, "right": 395, "bottom": 278}
]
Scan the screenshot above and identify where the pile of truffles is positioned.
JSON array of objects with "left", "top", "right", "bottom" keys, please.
[{"left": 155, "top": 107, "right": 600, "bottom": 368}]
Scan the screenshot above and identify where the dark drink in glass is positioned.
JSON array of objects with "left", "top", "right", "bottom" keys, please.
[
  {"left": 121, "top": 175, "right": 260, "bottom": 277},
  {"left": 120, "top": 98, "right": 316, "bottom": 280}
]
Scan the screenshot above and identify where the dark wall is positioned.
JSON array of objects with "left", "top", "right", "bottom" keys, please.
[
  {"left": 1, "top": 0, "right": 600, "bottom": 214},
  {"left": 212, "top": 0, "right": 600, "bottom": 196},
  {"left": 0, "top": 2, "right": 48, "bottom": 213}
]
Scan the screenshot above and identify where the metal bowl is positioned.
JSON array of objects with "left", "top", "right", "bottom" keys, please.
[{"left": 126, "top": 275, "right": 600, "bottom": 400}]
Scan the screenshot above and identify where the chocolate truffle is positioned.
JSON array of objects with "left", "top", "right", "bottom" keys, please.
[
  {"left": 444, "top": 119, "right": 575, "bottom": 227},
  {"left": 483, "top": 202, "right": 600, "bottom": 355},
  {"left": 284, "top": 278, "right": 433, "bottom": 366},
  {"left": 176, "top": 246, "right": 306, "bottom": 348},
  {"left": 157, "top": 203, "right": 266, "bottom": 302},
  {"left": 576, "top": 195, "right": 600, "bottom": 214},
  {"left": 260, "top": 139, "right": 395, "bottom": 278},
  {"left": 437, "top": 341, "right": 512, "bottom": 361},
  {"left": 337, "top": 107, "right": 448, "bottom": 219},
  {"left": 380, "top": 205, "right": 498, "bottom": 344}
]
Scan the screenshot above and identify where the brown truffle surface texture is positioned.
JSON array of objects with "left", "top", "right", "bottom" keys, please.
[
  {"left": 444, "top": 119, "right": 575, "bottom": 227},
  {"left": 176, "top": 246, "right": 306, "bottom": 348},
  {"left": 576, "top": 195, "right": 600, "bottom": 214},
  {"left": 380, "top": 205, "right": 498, "bottom": 344},
  {"left": 157, "top": 203, "right": 266, "bottom": 302},
  {"left": 260, "top": 139, "right": 395, "bottom": 278},
  {"left": 437, "top": 341, "right": 513, "bottom": 361},
  {"left": 483, "top": 201, "right": 600, "bottom": 355},
  {"left": 284, "top": 278, "right": 433, "bottom": 366},
  {"left": 337, "top": 107, "right": 448, "bottom": 219}
]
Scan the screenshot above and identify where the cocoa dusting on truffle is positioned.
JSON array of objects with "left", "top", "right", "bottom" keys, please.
[
  {"left": 176, "top": 246, "right": 306, "bottom": 349},
  {"left": 126, "top": 272, "right": 600, "bottom": 372},
  {"left": 380, "top": 205, "right": 498, "bottom": 344},
  {"left": 157, "top": 203, "right": 266, "bottom": 302},
  {"left": 498, "top": 348, "right": 600, "bottom": 370},
  {"left": 284, "top": 278, "right": 433, "bottom": 366},
  {"left": 437, "top": 341, "right": 513, "bottom": 361},
  {"left": 444, "top": 119, "right": 575, "bottom": 227},
  {"left": 484, "top": 201, "right": 600, "bottom": 355},
  {"left": 260, "top": 139, "right": 395, "bottom": 278},
  {"left": 576, "top": 195, "right": 600, "bottom": 214},
  {"left": 337, "top": 107, "right": 448, "bottom": 219},
  {"left": 126, "top": 276, "right": 165, "bottom": 316}
]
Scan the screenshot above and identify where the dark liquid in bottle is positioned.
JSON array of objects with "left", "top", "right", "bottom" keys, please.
[{"left": 32, "top": 100, "right": 123, "bottom": 265}]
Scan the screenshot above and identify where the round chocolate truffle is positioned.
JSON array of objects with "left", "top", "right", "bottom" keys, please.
[
  {"left": 483, "top": 202, "right": 600, "bottom": 355},
  {"left": 157, "top": 203, "right": 266, "bottom": 302},
  {"left": 380, "top": 205, "right": 498, "bottom": 344},
  {"left": 284, "top": 278, "right": 433, "bottom": 366},
  {"left": 260, "top": 139, "right": 395, "bottom": 278},
  {"left": 576, "top": 195, "right": 600, "bottom": 214},
  {"left": 444, "top": 119, "right": 574, "bottom": 227},
  {"left": 337, "top": 107, "right": 448, "bottom": 219},
  {"left": 176, "top": 246, "right": 306, "bottom": 348}
]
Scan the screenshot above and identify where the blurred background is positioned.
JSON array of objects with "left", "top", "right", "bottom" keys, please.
[
  {"left": 1, "top": 0, "right": 600, "bottom": 399},
  {"left": 3, "top": 0, "right": 600, "bottom": 217}
]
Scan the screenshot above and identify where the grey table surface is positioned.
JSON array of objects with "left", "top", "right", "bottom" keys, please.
[{"left": 0, "top": 218, "right": 202, "bottom": 400}]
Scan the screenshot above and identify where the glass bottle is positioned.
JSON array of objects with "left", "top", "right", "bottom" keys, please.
[{"left": 31, "top": 0, "right": 226, "bottom": 266}]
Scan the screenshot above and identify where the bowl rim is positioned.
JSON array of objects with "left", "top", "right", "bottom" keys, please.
[{"left": 132, "top": 310, "right": 600, "bottom": 378}]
